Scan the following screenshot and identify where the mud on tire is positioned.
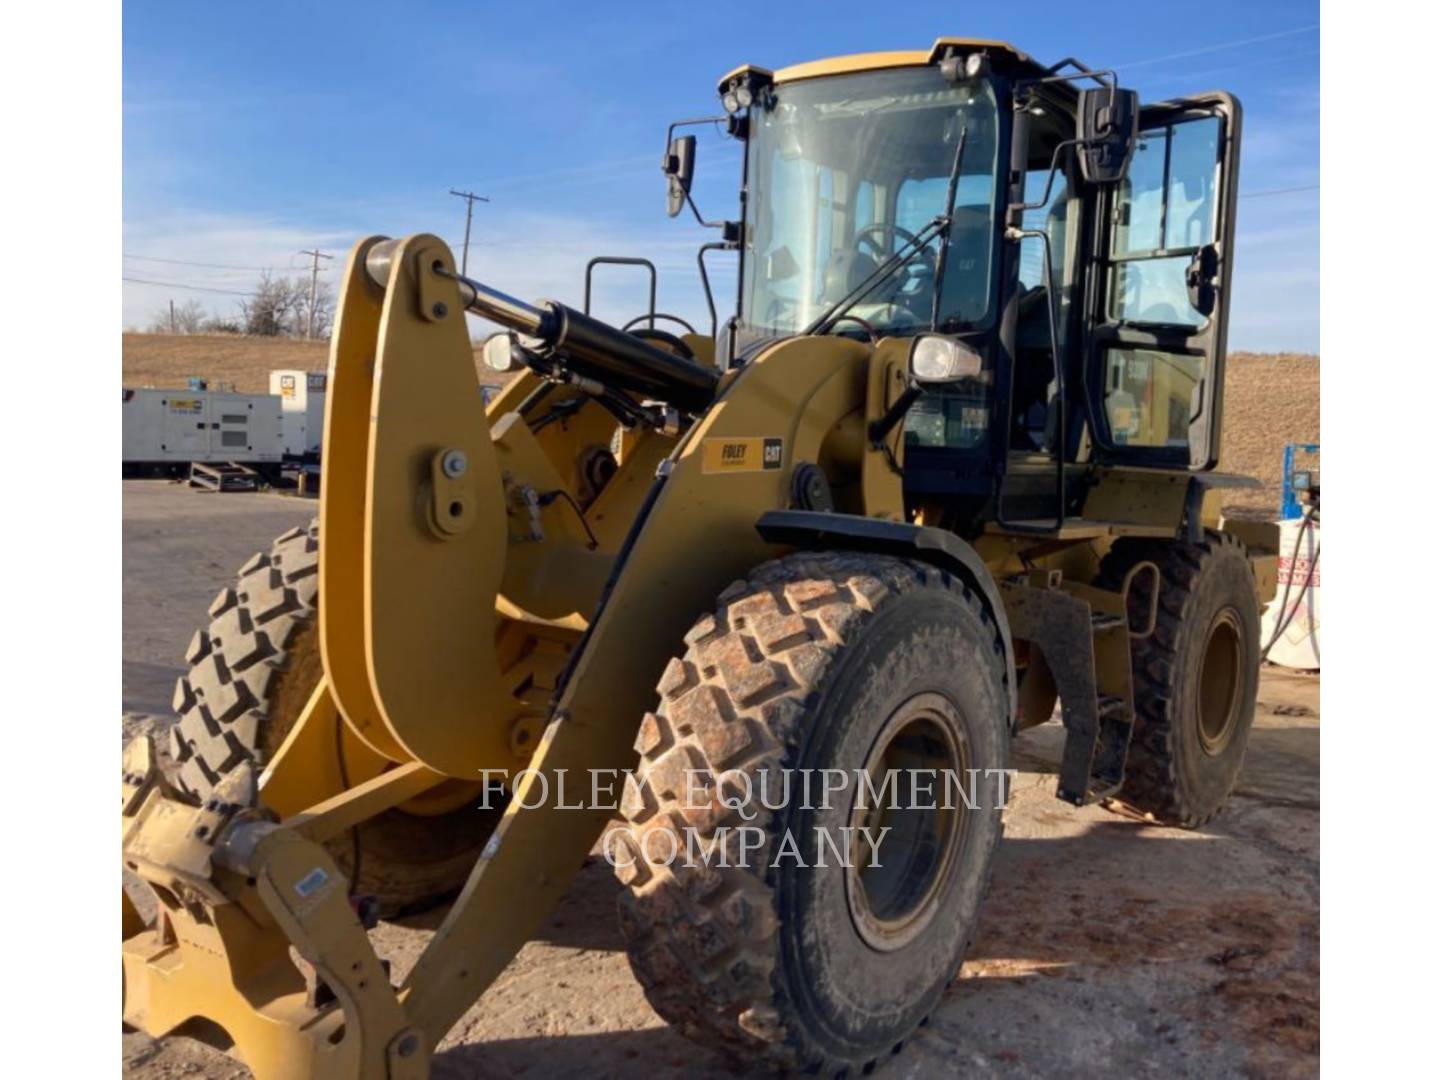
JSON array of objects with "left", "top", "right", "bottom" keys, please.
[
  {"left": 1100, "top": 530, "right": 1261, "bottom": 828},
  {"left": 613, "top": 552, "right": 1011, "bottom": 1074}
]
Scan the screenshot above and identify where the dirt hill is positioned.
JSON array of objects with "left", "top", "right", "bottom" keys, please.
[
  {"left": 1217, "top": 353, "right": 1320, "bottom": 518},
  {"left": 121, "top": 332, "right": 507, "bottom": 394},
  {"left": 122, "top": 334, "right": 1316, "bottom": 518}
]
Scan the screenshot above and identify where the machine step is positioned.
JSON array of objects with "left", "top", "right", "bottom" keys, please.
[
  {"left": 1001, "top": 580, "right": 1140, "bottom": 808},
  {"left": 1091, "top": 611, "right": 1127, "bottom": 632}
]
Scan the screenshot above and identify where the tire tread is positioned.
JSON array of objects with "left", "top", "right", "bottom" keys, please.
[
  {"left": 1099, "top": 530, "right": 1253, "bottom": 828},
  {"left": 616, "top": 551, "right": 1007, "bottom": 1073},
  {"left": 169, "top": 520, "right": 319, "bottom": 798}
]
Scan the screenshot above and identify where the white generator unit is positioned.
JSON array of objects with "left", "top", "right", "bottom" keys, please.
[
  {"left": 122, "top": 388, "right": 284, "bottom": 468},
  {"left": 269, "top": 369, "right": 328, "bottom": 457}
]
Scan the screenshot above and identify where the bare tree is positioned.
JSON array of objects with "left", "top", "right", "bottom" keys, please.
[
  {"left": 303, "top": 279, "right": 335, "bottom": 339},
  {"left": 147, "top": 298, "right": 208, "bottom": 334},
  {"left": 239, "top": 272, "right": 306, "bottom": 337}
]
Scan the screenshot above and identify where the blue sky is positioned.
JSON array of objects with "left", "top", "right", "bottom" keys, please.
[{"left": 122, "top": 1, "right": 1319, "bottom": 351}]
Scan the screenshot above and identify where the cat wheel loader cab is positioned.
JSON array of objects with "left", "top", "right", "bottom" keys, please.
[{"left": 122, "top": 37, "right": 1278, "bottom": 1078}]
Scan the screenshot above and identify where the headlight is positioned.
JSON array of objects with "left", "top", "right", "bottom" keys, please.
[{"left": 908, "top": 335, "right": 984, "bottom": 383}]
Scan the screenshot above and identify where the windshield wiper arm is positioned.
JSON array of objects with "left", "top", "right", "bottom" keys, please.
[
  {"left": 804, "top": 218, "right": 947, "bottom": 336},
  {"left": 805, "top": 123, "right": 970, "bottom": 338},
  {"left": 930, "top": 125, "right": 969, "bottom": 331}
]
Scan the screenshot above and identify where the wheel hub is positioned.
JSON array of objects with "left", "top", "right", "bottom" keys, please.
[
  {"left": 846, "top": 692, "right": 971, "bottom": 952},
  {"left": 1197, "top": 608, "right": 1244, "bottom": 755}
]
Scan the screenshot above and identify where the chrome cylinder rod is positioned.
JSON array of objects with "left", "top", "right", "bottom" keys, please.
[
  {"left": 364, "top": 238, "right": 555, "bottom": 337},
  {"left": 363, "top": 237, "right": 718, "bottom": 411}
]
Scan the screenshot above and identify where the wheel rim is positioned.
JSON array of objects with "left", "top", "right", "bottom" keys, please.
[
  {"left": 1197, "top": 609, "right": 1244, "bottom": 755},
  {"left": 846, "top": 692, "right": 970, "bottom": 952}
]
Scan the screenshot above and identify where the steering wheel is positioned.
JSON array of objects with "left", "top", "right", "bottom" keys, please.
[
  {"left": 827, "top": 313, "right": 880, "bottom": 343},
  {"left": 851, "top": 223, "right": 932, "bottom": 299},
  {"left": 853, "top": 222, "right": 922, "bottom": 262},
  {"left": 629, "top": 328, "right": 696, "bottom": 360},
  {"left": 622, "top": 312, "right": 698, "bottom": 336}
]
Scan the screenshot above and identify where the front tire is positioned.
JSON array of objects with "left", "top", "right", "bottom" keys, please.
[
  {"left": 614, "top": 553, "right": 1010, "bottom": 1074},
  {"left": 167, "top": 520, "right": 492, "bottom": 915}
]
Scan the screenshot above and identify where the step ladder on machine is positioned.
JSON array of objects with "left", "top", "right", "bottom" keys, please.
[{"left": 1002, "top": 563, "right": 1160, "bottom": 806}]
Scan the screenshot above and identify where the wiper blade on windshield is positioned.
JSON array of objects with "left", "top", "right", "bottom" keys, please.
[
  {"left": 804, "top": 218, "right": 946, "bottom": 336},
  {"left": 930, "top": 125, "right": 969, "bottom": 331},
  {"left": 805, "top": 123, "right": 970, "bottom": 338}
]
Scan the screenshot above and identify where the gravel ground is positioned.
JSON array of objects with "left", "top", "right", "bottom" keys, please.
[{"left": 121, "top": 480, "right": 1318, "bottom": 1078}]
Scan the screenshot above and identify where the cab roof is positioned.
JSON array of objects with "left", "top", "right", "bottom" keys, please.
[{"left": 717, "top": 37, "right": 1051, "bottom": 93}]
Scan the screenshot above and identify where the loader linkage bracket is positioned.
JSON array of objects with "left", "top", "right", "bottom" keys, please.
[{"left": 122, "top": 742, "right": 427, "bottom": 1077}]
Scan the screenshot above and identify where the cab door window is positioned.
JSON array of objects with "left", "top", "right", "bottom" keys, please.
[
  {"left": 1108, "top": 116, "right": 1220, "bottom": 328},
  {"left": 1100, "top": 113, "right": 1223, "bottom": 451}
]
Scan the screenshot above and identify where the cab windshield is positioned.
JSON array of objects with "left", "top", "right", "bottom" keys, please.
[{"left": 741, "top": 66, "right": 1000, "bottom": 336}]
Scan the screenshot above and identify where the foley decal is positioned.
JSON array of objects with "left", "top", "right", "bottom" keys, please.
[{"left": 701, "top": 437, "right": 784, "bottom": 474}]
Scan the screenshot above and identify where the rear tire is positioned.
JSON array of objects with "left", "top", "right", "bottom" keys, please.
[
  {"left": 168, "top": 519, "right": 491, "bottom": 915},
  {"left": 1100, "top": 531, "right": 1260, "bottom": 827},
  {"left": 614, "top": 552, "right": 1010, "bottom": 1074}
]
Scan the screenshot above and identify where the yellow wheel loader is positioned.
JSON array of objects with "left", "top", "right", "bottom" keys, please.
[{"left": 122, "top": 38, "right": 1279, "bottom": 1077}]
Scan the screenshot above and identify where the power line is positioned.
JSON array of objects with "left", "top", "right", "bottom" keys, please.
[
  {"left": 124, "top": 252, "right": 277, "bottom": 273},
  {"left": 1115, "top": 25, "right": 1320, "bottom": 72},
  {"left": 1240, "top": 185, "right": 1320, "bottom": 199},
  {"left": 121, "top": 275, "right": 255, "bottom": 296},
  {"left": 123, "top": 252, "right": 333, "bottom": 274}
]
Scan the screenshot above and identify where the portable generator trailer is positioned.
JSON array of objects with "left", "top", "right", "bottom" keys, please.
[
  {"left": 121, "top": 37, "right": 1280, "bottom": 1078},
  {"left": 121, "top": 386, "right": 285, "bottom": 476},
  {"left": 123, "top": 370, "right": 329, "bottom": 490}
]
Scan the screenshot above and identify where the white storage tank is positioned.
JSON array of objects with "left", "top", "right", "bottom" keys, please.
[
  {"left": 1259, "top": 514, "right": 1320, "bottom": 669},
  {"left": 270, "top": 370, "right": 328, "bottom": 457}
]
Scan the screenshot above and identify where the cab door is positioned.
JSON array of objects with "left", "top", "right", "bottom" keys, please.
[{"left": 1083, "top": 93, "right": 1242, "bottom": 469}]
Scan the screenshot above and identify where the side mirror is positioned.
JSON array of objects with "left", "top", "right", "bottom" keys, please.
[
  {"left": 480, "top": 331, "right": 523, "bottom": 374},
  {"left": 1185, "top": 244, "right": 1219, "bottom": 317},
  {"left": 1076, "top": 87, "right": 1139, "bottom": 184},
  {"left": 663, "top": 134, "right": 696, "bottom": 218},
  {"left": 909, "top": 335, "right": 985, "bottom": 384}
]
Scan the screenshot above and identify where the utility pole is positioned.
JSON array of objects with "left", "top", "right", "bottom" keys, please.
[
  {"left": 169, "top": 299, "right": 176, "bottom": 335},
  {"left": 448, "top": 189, "right": 491, "bottom": 276},
  {"left": 299, "top": 248, "right": 334, "bottom": 339}
]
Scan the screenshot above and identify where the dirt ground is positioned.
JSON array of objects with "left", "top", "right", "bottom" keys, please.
[{"left": 121, "top": 480, "right": 1319, "bottom": 1078}]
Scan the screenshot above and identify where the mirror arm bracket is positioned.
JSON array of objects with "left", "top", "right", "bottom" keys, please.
[{"left": 867, "top": 382, "right": 923, "bottom": 452}]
